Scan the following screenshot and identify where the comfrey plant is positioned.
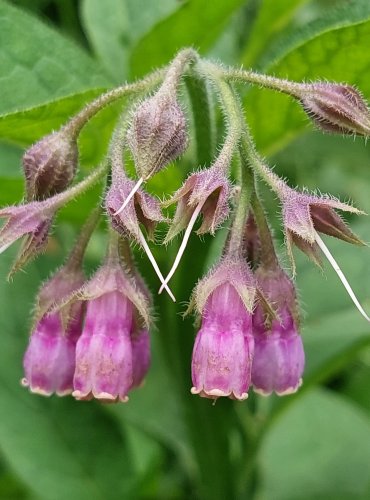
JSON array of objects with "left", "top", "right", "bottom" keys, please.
[{"left": 1, "top": 48, "right": 370, "bottom": 403}]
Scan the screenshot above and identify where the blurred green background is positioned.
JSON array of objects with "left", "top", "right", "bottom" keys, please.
[{"left": 0, "top": 0, "right": 370, "bottom": 499}]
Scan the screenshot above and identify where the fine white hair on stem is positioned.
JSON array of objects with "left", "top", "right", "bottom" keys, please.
[
  {"left": 0, "top": 241, "right": 13, "bottom": 255},
  {"left": 113, "top": 177, "right": 144, "bottom": 216},
  {"left": 159, "top": 203, "right": 203, "bottom": 294},
  {"left": 315, "top": 231, "right": 370, "bottom": 322},
  {"left": 138, "top": 230, "right": 176, "bottom": 302}
]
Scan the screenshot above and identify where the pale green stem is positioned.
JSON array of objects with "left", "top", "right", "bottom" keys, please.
[
  {"left": 216, "top": 64, "right": 303, "bottom": 97},
  {"left": 66, "top": 205, "right": 102, "bottom": 269},
  {"left": 63, "top": 69, "right": 165, "bottom": 139},
  {"left": 52, "top": 163, "right": 108, "bottom": 210},
  {"left": 251, "top": 191, "right": 278, "bottom": 268}
]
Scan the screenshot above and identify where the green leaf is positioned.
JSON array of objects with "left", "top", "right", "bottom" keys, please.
[
  {"left": 244, "top": 0, "right": 370, "bottom": 154},
  {"left": 0, "top": 0, "right": 110, "bottom": 115},
  {"left": 130, "top": 0, "right": 245, "bottom": 78},
  {"left": 0, "top": 252, "right": 135, "bottom": 500},
  {"left": 81, "top": 0, "right": 131, "bottom": 83},
  {"left": 258, "top": 388, "right": 370, "bottom": 500},
  {"left": 0, "top": 89, "right": 105, "bottom": 146},
  {"left": 82, "top": 0, "right": 179, "bottom": 83},
  {"left": 241, "top": 0, "right": 309, "bottom": 68}
]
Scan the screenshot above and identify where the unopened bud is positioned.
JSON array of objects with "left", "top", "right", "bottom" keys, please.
[
  {"left": 127, "top": 91, "right": 188, "bottom": 180},
  {"left": 23, "top": 130, "right": 78, "bottom": 200},
  {"left": 297, "top": 82, "right": 370, "bottom": 136}
]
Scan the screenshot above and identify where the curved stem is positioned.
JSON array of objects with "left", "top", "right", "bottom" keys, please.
[{"left": 64, "top": 69, "right": 165, "bottom": 138}]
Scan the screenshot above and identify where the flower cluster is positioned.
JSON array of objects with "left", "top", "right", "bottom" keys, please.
[{"left": 1, "top": 49, "right": 369, "bottom": 404}]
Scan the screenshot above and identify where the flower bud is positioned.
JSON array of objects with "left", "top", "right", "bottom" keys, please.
[
  {"left": 127, "top": 91, "right": 188, "bottom": 180},
  {"left": 252, "top": 266, "right": 304, "bottom": 396},
  {"left": 23, "top": 131, "right": 78, "bottom": 200},
  {"left": 297, "top": 82, "right": 370, "bottom": 136}
]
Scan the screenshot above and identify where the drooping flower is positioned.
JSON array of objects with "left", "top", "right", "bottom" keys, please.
[
  {"left": 251, "top": 265, "right": 304, "bottom": 396},
  {"left": 106, "top": 163, "right": 165, "bottom": 243},
  {"left": 0, "top": 165, "right": 105, "bottom": 273},
  {"left": 71, "top": 240, "right": 151, "bottom": 402},
  {"left": 190, "top": 257, "right": 256, "bottom": 400},
  {"left": 280, "top": 186, "right": 363, "bottom": 269},
  {"left": 131, "top": 329, "right": 151, "bottom": 389},
  {"left": 23, "top": 130, "right": 78, "bottom": 200},
  {"left": 22, "top": 262, "right": 85, "bottom": 396},
  {"left": 106, "top": 162, "right": 175, "bottom": 301}
]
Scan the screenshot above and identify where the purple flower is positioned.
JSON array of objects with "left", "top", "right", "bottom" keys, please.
[
  {"left": 71, "top": 253, "right": 151, "bottom": 402},
  {"left": 106, "top": 163, "right": 165, "bottom": 243},
  {"left": 73, "top": 291, "right": 134, "bottom": 402},
  {"left": 164, "top": 164, "right": 231, "bottom": 243},
  {"left": 251, "top": 266, "right": 305, "bottom": 396},
  {"left": 22, "top": 313, "right": 82, "bottom": 396},
  {"left": 131, "top": 329, "right": 151, "bottom": 389},
  {"left": 190, "top": 258, "right": 256, "bottom": 400},
  {"left": 280, "top": 186, "right": 363, "bottom": 268},
  {"left": 22, "top": 264, "right": 85, "bottom": 396}
]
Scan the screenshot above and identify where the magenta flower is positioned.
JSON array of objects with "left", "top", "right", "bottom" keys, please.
[
  {"left": 22, "top": 264, "right": 85, "bottom": 396},
  {"left": 252, "top": 266, "right": 304, "bottom": 396},
  {"left": 190, "top": 257, "right": 256, "bottom": 400},
  {"left": 131, "top": 329, "right": 151, "bottom": 389},
  {"left": 164, "top": 165, "right": 230, "bottom": 242},
  {"left": 281, "top": 186, "right": 363, "bottom": 268},
  {"left": 71, "top": 251, "right": 151, "bottom": 402},
  {"left": 106, "top": 162, "right": 174, "bottom": 301}
]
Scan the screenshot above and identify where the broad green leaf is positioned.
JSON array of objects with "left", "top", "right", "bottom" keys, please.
[
  {"left": 0, "top": 251, "right": 137, "bottom": 500},
  {"left": 82, "top": 0, "right": 179, "bottom": 83},
  {"left": 245, "top": 0, "right": 370, "bottom": 154},
  {"left": 81, "top": 0, "right": 131, "bottom": 83},
  {"left": 241, "top": 0, "right": 309, "bottom": 67},
  {"left": 0, "top": 0, "right": 110, "bottom": 115},
  {"left": 258, "top": 388, "right": 370, "bottom": 500},
  {"left": 130, "top": 0, "right": 245, "bottom": 78},
  {"left": 0, "top": 89, "right": 105, "bottom": 147}
]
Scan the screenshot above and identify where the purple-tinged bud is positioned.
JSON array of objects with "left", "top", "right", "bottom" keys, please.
[
  {"left": 252, "top": 266, "right": 304, "bottom": 396},
  {"left": 131, "top": 329, "right": 150, "bottom": 389},
  {"left": 22, "top": 264, "right": 85, "bottom": 396},
  {"left": 127, "top": 90, "right": 188, "bottom": 180},
  {"left": 23, "top": 131, "right": 78, "bottom": 200},
  {"left": 296, "top": 82, "right": 370, "bottom": 136},
  {"left": 280, "top": 185, "right": 364, "bottom": 268},
  {"left": 71, "top": 256, "right": 151, "bottom": 402},
  {"left": 164, "top": 165, "right": 231, "bottom": 243},
  {"left": 106, "top": 163, "right": 165, "bottom": 243},
  {"left": 190, "top": 257, "right": 256, "bottom": 400}
]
